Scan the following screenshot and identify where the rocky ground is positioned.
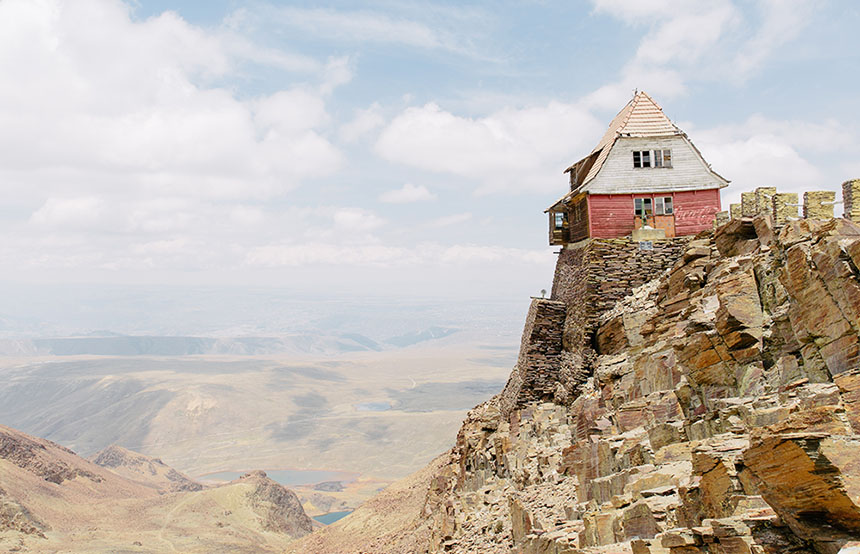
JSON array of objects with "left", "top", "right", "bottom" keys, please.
[{"left": 292, "top": 216, "right": 860, "bottom": 553}]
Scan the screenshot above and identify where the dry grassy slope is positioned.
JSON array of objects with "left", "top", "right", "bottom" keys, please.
[
  {"left": 291, "top": 217, "right": 860, "bottom": 554},
  {"left": 0, "top": 425, "right": 313, "bottom": 553}
]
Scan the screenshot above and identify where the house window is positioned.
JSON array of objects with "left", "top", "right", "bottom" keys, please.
[
  {"left": 553, "top": 212, "right": 567, "bottom": 230},
  {"left": 654, "top": 196, "right": 674, "bottom": 215},
  {"left": 634, "top": 149, "right": 671, "bottom": 168},
  {"left": 634, "top": 197, "right": 653, "bottom": 216}
]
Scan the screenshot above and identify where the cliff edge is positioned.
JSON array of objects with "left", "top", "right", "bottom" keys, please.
[{"left": 290, "top": 215, "right": 860, "bottom": 554}]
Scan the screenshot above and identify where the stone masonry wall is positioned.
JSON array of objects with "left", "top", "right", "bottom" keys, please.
[
  {"left": 772, "top": 192, "right": 798, "bottom": 225},
  {"left": 499, "top": 298, "right": 566, "bottom": 415},
  {"left": 804, "top": 190, "right": 835, "bottom": 219},
  {"left": 731, "top": 185, "right": 856, "bottom": 223},
  {"left": 550, "top": 244, "right": 591, "bottom": 349},
  {"left": 502, "top": 238, "right": 689, "bottom": 414},
  {"left": 551, "top": 237, "right": 689, "bottom": 351},
  {"left": 845, "top": 179, "right": 860, "bottom": 222},
  {"left": 741, "top": 192, "right": 756, "bottom": 217},
  {"left": 755, "top": 186, "right": 776, "bottom": 215}
]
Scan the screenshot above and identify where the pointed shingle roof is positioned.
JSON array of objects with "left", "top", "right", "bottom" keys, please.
[
  {"left": 546, "top": 91, "right": 728, "bottom": 212},
  {"left": 565, "top": 91, "right": 682, "bottom": 184}
]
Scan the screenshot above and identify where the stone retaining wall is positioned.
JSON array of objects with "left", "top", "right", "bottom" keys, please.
[
  {"left": 551, "top": 237, "right": 689, "bottom": 350},
  {"left": 499, "top": 298, "right": 567, "bottom": 414}
]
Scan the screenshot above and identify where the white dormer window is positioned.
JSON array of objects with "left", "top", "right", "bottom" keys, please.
[{"left": 633, "top": 149, "right": 672, "bottom": 169}]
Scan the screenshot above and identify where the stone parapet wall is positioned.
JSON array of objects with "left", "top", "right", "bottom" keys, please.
[
  {"left": 755, "top": 186, "right": 776, "bottom": 215},
  {"left": 804, "top": 190, "right": 835, "bottom": 219},
  {"left": 729, "top": 184, "right": 860, "bottom": 223},
  {"left": 845, "top": 179, "right": 860, "bottom": 222},
  {"left": 772, "top": 192, "right": 798, "bottom": 225},
  {"left": 740, "top": 192, "right": 756, "bottom": 217},
  {"left": 729, "top": 203, "right": 741, "bottom": 219}
]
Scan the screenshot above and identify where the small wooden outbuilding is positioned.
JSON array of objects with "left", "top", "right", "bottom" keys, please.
[{"left": 547, "top": 92, "right": 728, "bottom": 244}]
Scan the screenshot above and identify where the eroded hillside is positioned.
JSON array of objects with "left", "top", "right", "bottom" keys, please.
[
  {"left": 0, "top": 425, "right": 313, "bottom": 553},
  {"left": 293, "top": 216, "right": 860, "bottom": 553}
]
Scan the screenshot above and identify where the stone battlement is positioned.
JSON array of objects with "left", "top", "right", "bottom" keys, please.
[{"left": 727, "top": 181, "right": 860, "bottom": 224}]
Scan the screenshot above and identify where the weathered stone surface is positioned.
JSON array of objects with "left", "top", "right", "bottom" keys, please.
[
  {"left": 805, "top": 191, "right": 836, "bottom": 220},
  {"left": 845, "top": 180, "right": 860, "bottom": 223},
  {"left": 772, "top": 193, "right": 799, "bottom": 226},
  {"left": 715, "top": 218, "right": 759, "bottom": 257},
  {"left": 745, "top": 434, "right": 860, "bottom": 552}
]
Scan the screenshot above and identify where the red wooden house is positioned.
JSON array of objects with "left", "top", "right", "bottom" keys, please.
[{"left": 546, "top": 92, "right": 728, "bottom": 244}]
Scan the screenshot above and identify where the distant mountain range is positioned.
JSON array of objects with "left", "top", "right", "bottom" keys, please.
[{"left": 0, "top": 327, "right": 460, "bottom": 356}]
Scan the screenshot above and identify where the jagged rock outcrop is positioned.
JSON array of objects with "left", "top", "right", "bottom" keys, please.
[
  {"left": 292, "top": 216, "right": 860, "bottom": 553},
  {"left": 0, "top": 424, "right": 103, "bottom": 485},
  {"left": 238, "top": 470, "right": 314, "bottom": 537},
  {"left": 91, "top": 444, "right": 203, "bottom": 493}
]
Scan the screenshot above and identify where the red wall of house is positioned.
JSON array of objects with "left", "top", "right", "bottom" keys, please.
[
  {"left": 587, "top": 189, "right": 721, "bottom": 239},
  {"left": 587, "top": 194, "right": 637, "bottom": 238},
  {"left": 673, "top": 189, "right": 721, "bottom": 236}
]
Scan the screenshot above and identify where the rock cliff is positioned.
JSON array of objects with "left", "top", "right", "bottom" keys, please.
[{"left": 294, "top": 216, "right": 860, "bottom": 553}]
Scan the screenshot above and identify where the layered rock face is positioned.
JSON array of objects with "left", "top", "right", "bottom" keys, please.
[{"left": 308, "top": 216, "right": 860, "bottom": 554}]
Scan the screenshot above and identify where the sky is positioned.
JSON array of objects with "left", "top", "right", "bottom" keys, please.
[{"left": 1, "top": 0, "right": 859, "bottom": 303}]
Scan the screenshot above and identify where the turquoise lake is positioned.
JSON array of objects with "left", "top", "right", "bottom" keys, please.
[
  {"left": 200, "top": 469, "right": 354, "bottom": 486},
  {"left": 313, "top": 511, "right": 353, "bottom": 525}
]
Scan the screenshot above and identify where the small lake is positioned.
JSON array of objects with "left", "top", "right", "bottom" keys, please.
[
  {"left": 200, "top": 469, "right": 355, "bottom": 486},
  {"left": 313, "top": 511, "right": 353, "bottom": 525}
]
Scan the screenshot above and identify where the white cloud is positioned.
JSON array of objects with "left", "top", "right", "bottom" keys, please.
[
  {"left": 693, "top": 115, "right": 857, "bottom": 208},
  {"left": 245, "top": 241, "right": 549, "bottom": 268},
  {"left": 339, "top": 103, "right": 386, "bottom": 143},
  {"left": 0, "top": 0, "right": 343, "bottom": 202},
  {"left": 332, "top": 208, "right": 385, "bottom": 231},
  {"left": 378, "top": 183, "right": 436, "bottom": 204},
  {"left": 731, "top": 0, "right": 814, "bottom": 77},
  {"left": 587, "top": 0, "right": 815, "bottom": 106},
  {"left": 320, "top": 56, "right": 354, "bottom": 95},
  {"left": 30, "top": 197, "right": 108, "bottom": 229},
  {"left": 375, "top": 102, "right": 603, "bottom": 194},
  {"left": 273, "top": 7, "right": 441, "bottom": 47},
  {"left": 430, "top": 213, "right": 472, "bottom": 227},
  {"left": 245, "top": 243, "right": 407, "bottom": 267}
]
